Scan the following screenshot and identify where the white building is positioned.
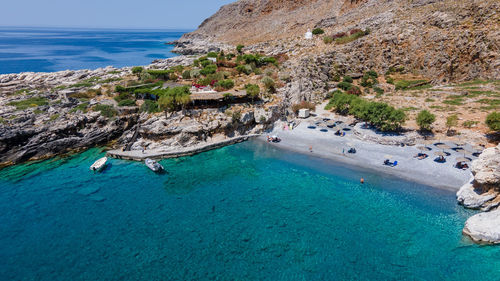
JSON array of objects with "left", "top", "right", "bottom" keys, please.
[
  {"left": 298, "top": 108, "right": 310, "bottom": 118},
  {"left": 305, "top": 29, "right": 313, "bottom": 40}
]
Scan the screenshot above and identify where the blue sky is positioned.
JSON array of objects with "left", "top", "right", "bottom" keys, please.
[{"left": 0, "top": 0, "right": 235, "bottom": 29}]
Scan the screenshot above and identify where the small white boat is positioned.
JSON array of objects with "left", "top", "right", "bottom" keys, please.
[
  {"left": 90, "top": 157, "right": 107, "bottom": 172},
  {"left": 145, "top": 158, "right": 163, "bottom": 172}
]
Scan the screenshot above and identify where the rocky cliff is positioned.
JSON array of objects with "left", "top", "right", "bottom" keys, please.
[
  {"left": 175, "top": 0, "right": 499, "bottom": 84},
  {"left": 457, "top": 144, "right": 500, "bottom": 243}
]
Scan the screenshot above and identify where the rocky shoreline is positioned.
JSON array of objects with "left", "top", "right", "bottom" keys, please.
[{"left": 457, "top": 144, "right": 500, "bottom": 243}]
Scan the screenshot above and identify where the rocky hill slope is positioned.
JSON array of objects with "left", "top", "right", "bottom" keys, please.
[{"left": 175, "top": 0, "right": 499, "bottom": 83}]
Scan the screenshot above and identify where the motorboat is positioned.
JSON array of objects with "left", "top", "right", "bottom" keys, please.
[
  {"left": 90, "top": 157, "right": 107, "bottom": 172},
  {"left": 145, "top": 158, "right": 163, "bottom": 172}
]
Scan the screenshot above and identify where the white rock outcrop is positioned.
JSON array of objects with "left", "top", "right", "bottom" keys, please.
[
  {"left": 458, "top": 144, "right": 500, "bottom": 243},
  {"left": 456, "top": 178, "right": 499, "bottom": 211},
  {"left": 463, "top": 208, "right": 500, "bottom": 244}
]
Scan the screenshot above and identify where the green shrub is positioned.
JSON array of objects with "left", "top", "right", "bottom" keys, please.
[
  {"left": 197, "top": 77, "right": 212, "bottom": 86},
  {"left": 236, "top": 45, "right": 244, "bottom": 54},
  {"left": 373, "top": 87, "right": 384, "bottom": 95},
  {"left": 8, "top": 97, "right": 48, "bottom": 110},
  {"left": 361, "top": 73, "right": 378, "bottom": 88},
  {"left": 343, "top": 76, "right": 353, "bottom": 83},
  {"left": 190, "top": 69, "right": 201, "bottom": 78},
  {"left": 335, "top": 30, "right": 367, "bottom": 44},
  {"left": 323, "top": 36, "right": 333, "bottom": 44},
  {"left": 312, "top": 28, "right": 325, "bottom": 35},
  {"left": 463, "top": 120, "right": 479, "bottom": 128},
  {"left": 118, "top": 99, "right": 136, "bottom": 107},
  {"left": 337, "top": 81, "right": 353, "bottom": 91},
  {"left": 223, "top": 93, "right": 234, "bottom": 101},
  {"left": 93, "top": 104, "right": 117, "bottom": 118},
  {"left": 386, "top": 77, "right": 394, "bottom": 84},
  {"left": 132, "top": 66, "right": 144, "bottom": 75},
  {"left": 157, "top": 86, "right": 191, "bottom": 113},
  {"left": 486, "top": 112, "right": 500, "bottom": 131},
  {"left": 140, "top": 100, "right": 160, "bottom": 113},
  {"left": 416, "top": 110, "right": 436, "bottom": 131},
  {"left": 207, "top": 52, "right": 218, "bottom": 58},
  {"left": 182, "top": 70, "right": 191, "bottom": 79},
  {"left": 260, "top": 56, "right": 278, "bottom": 66},
  {"left": 347, "top": 86, "right": 362, "bottom": 96},
  {"left": 366, "top": 70, "right": 378, "bottom": 78},
  {"left": 245, "top": 84, "right": 260, "bottom": 102},
  {"left": 193, "top": 59, "right": 200, "bottom": 67},
  {"left": 147, "top": 69, "right": 174, "bottom": 80},
  {"left": 114, "top": 92, "right": 133, "bottom": 102},
  {"left": 236, "top": 65, "right": 253, "bottom": 75},
  {"left": 231, "top": 110, "right": 241, "bottom": 123},
  {"left": 215, "top": 79, "right": 235, "bottom": 90},
  {"left": 200, "top": 59, "right": 213, "bottom": 68},
  {"left": 326, "top": 91, "right": 406, "bottom": 131},
  {"left": 200, "top": 64, "right": 217, "bottom": 76},
  {"left": 446, "top": 114, "right": 458, "bottom": 134},
  {"left": 262, "top": 76, "right": 276, "bottom": 92},
  {"left": 395, "top": 79, "right": 429, "bottom": 91},
  {"left": 326, "top": 89, "right": 343, "bottom": 99}
]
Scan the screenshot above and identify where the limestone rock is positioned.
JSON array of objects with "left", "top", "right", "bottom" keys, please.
[
  {"left": 471, "top": 144, "right": 500, "bottom": 186},
  {"left": 456, "top": 178, "right": 499, "bottom": 211},
  {"left": 463, "top": 208, "right": 500, "bottom": 244}
]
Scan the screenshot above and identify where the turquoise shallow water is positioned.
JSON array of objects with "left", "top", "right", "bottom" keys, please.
[{"left": 0, "top": 141, "right": 499, "bottom": 280}]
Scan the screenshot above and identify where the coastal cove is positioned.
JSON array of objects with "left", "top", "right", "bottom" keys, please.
[{"left": 1, "top": 142, "right": 500, "bottom": 280}]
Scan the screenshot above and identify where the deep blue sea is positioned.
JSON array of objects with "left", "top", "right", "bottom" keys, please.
[
  {"left": 0, "top": 141, "right": 498, "bottom": 280},
  {"left": 0, "top": 27, "right": 186, "bottom": 74}
]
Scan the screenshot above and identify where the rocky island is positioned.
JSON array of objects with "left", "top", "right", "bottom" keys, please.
[{"left": 1, "top": 0, "right": 499, "bottom": 243}]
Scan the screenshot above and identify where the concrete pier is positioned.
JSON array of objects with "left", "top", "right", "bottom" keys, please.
[{"left": 106, "top": 134, "right": 260, "bottom": 161}]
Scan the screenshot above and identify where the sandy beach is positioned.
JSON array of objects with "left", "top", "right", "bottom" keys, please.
[{"left": 263, "top": 115, "right": 473, "bottom": 191}]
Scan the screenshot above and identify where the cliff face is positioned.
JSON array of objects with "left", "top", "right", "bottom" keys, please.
[{"left": 176, "top": 0, "right": 500, "bottom": 82}]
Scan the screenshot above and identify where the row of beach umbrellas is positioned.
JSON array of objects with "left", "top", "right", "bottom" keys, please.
[{"left": 417, "top": 142, "right": 478, "bottom": 163}]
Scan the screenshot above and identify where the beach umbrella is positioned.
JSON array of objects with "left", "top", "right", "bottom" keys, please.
[
  {"left": 454, "top": 147, "right": 465, "bottom": 153},
  {"left": 434, "top": 151, "right": 447, "bottom": 157},
  {"left": 417, "top": 146, "right": 431, "bottom": 151},
  {"left": 456, "top": 157, "right": 471, "bottom": 163},
  {"left": 455, "top": 141, "right": 466, "bottom": 147}
]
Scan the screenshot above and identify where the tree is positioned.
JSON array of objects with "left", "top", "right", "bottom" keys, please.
[
  {"left": 416, "top": 110, "right": 436, "bottom": 131},
  {"left": 245, "top": 84, "right": 260, "bottom": 103},
  {"left": 236, "top": 45, "right": 244, "bottom": 54},
  {"left": 446, "top": 114, "right": 458, "bottom": 135},
  {"left": 486, "top": 112, "right": 500, "bottom": 131},
  {"left": 177, "top": 94, "right": 191, "bottom": 114},
  {"left": 131, "top": 66, "right": 144, "bottom": 79},
  {"left": 312, "top": 28, "right": 325, "bottom": 35}
]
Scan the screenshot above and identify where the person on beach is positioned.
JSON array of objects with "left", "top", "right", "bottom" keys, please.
[
  {"left": 309, "top": 146, "right": 313, "bottom": 152},
  {"left": 142, "top": 146, "right": 145, "bottom": 154}
]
